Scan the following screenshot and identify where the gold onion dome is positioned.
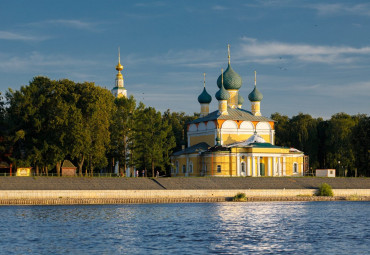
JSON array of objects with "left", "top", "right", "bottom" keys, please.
[
  {"left": 116, "top": 47, "right": 124, "bottom": 71},
  {"left": 116, "top": 62, "right": 123, "bottom": 71}
]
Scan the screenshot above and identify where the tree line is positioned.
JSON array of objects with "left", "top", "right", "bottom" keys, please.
[
  {"left": 271, "top": 112, "right": 369, "bottom": 177},
  {"left": 0, "top": 77, "right": 196, "bottom": 177},
  {"left": 0, "top": 76, "right": 368, "bottom": 177}
]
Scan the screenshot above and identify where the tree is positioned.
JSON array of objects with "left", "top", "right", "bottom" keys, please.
[
  {"left": 325, "top": 113, "right": 357, "bottom": 176},
  {"left": 132, "top": 105, "right": 176, "bottom": 177},
  {"left": 352, "top": 115, "right": 370, "bottom": 176},
  {"left": 270, "top": 112, "right": 290, "bottom": 147},
  {"left": 109, "top": 95, "right": 136, "bottom": 176},
  {"left": 6, "top": 77, "right": 115, "bottom": 175}
]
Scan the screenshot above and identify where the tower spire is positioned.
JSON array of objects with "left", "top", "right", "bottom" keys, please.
[
  {"left": 112, "top": 47, "right": 127, "bottom": 98},
  {"left": 254, "top": 70, "right": 257, "bottom": 87},
  {"left": 203, "top": 72, "right": 206, "bottom": 88},
  {"left": 221, "top": 68, "right": 224, "bottom": 86},
  {"left": 227, "top": 44, "right": 230, "bottom": 64}
]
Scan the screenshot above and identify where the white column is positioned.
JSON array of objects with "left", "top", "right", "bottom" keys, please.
[
  {"left": 247, "top": 157, "right": 251, "bottom": 176},
  {"left": 272, "top": 157, "right": 276, "bottom": 176},
  {"left": 236, "top": 154, "right": 240, "bottom": 176},
  {"left": 268, "top": 157, "right": 272, "bottom": 176},
  {"left": 252, "top": 156, "right": 256, "bottom": 177},
  {"left": 257, "top": 157, "right": 260, "bottom": 177},
  {"left": 283, "top": 157, "right": 286, "bottom": 176}
]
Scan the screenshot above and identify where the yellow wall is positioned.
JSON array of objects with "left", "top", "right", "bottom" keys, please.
[
  {"left": 222, "top": 134, "right": 252, "bottom": 145},
  {"left": 172, "top": 150, "right": 305, "bottom": 177},
  {"left": 227, "top": 90, "right": 238, "bottom": 108},
  {"left": 260, "top": 134, "right": 271, "bottom": 143},
  {"left": 190, "top": 134, "right": 214, "bottom": 147}
]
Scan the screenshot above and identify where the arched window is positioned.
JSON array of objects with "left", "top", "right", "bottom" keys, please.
[
  {"left": 217, "top": 165, "right": 221, "bottom": 173},
  {"left": 293, "top": 162, "right": 298, "bottom": 173},
  {"left": 176, "top": 161, "right": 179, "bottom": 174},
  {"left": 189, "top": 162, "right": 193, "bottom": 173},
  {"left": 241, "top": 162, "right": 246, "bottom": 173},
  {"left": 182, "top": 165, "right": 186, "bottom": 173}
]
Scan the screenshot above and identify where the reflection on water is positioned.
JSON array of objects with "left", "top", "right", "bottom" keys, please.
[{"left": 1, "top": 202, "right": 369, "bottom": 254}]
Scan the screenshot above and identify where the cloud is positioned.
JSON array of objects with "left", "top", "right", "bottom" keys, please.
[
  {"left": 25, "top": 19, "right": 99, "bottom": 31},
  {"left": 238, "top": 37, "right": 370, "bottom": 64},
  {"left": 0, "top": 30, "right": 48, "bottom": 41},
  {"left": 212, "top": 5, "right": 228, "bottom": 11},
  {"left": 309, "top": 3, "right": 370, "bottom": 16},
  {"left": 0, "top": 51, "right": 97, "bottom": 72}
]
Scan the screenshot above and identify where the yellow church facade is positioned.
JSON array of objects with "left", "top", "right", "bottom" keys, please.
[{"left": 171, "top": 46, "right": 307, "bottom": 177}]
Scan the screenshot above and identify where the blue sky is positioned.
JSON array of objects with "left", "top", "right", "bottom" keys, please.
[{"left": 1, "top": 0, "right": 369, "bottom": 118}]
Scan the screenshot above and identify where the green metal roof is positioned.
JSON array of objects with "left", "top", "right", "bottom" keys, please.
[
  {"left": 198, "top": 87, "right": 212, "bottom": 104},
  {"left": 217, "top": 64, "right": 242, "bottom": 90},
  {"left": 189, "top": 107, "right": 273, "bottom": 124},
  {"left": 215, "top": 83, "right": 230, "bottom": 100},
  {"left": 172, "top": 142, "right": 210, "bottom": 156},
  {"left": 248, "top": 86, "right": 263, "bottom": 102}
]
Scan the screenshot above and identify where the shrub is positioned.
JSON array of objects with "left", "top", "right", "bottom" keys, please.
[
  {"left": 233, "top": 192, "right": 247, "bottom": 202},
  {"left": 346, "top": 194, "right": 359, "bottom": 201},
  {"left": 317, "top": 183, "right": 334, "bottom": 197}
]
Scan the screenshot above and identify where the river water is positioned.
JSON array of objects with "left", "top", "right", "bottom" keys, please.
[{"left": 1, "top": 201, "right": 369, "bottom": 254}]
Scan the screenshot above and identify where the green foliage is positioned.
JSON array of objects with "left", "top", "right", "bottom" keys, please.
[
  {"left": 233, "top": 192, "right": 247, "bottom": 202},
  {"left": 5, "top": 76, "right": 115, "bottom": 175},
  {"left": 132, "top": 105, "right": 176, "bottom": 177},
  {"left": 317, "top": 183, "right": 334, "bottom": 197},
  {"left": 271, "top": 112, "right": 369, "bottom": 176}
]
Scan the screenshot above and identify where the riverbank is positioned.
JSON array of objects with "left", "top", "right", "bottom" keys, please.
[
  {"left": 1, "top": 177, "right": 369, "bottom": 205},
  {"left": 1, "top": 195, "right": 370, "bottom": 205}
]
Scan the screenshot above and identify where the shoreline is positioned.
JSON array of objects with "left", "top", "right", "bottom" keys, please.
[{"left": 1, "top": 196, "right": 370, "bottom": 205}]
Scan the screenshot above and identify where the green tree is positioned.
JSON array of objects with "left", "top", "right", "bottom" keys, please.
[
  {"left": 270, "top": 112, "right": 290, "bottom": 147},
  {"left": 109, "top": 95, "right": 136, "bottom": 176},
  {"left": 352, "top": 115, "right": 370, "bottom": 177},
  {"left": 132, "top": 105, "right": 175, "bottom": 177},
  {"left": 325, "top": 113, "right": 357, "bottom": 176}
]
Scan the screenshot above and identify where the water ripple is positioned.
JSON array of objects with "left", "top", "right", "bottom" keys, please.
[{"left": 0, "top": 201, "right": 369, "bottom": 254}]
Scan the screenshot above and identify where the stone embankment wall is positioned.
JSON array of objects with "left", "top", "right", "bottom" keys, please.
[
  {"left": 0, "top": 177, "right": 369, "bottom": 205},
  {"left": 0, "top": 189, "right": 369, "bottom": 205}
]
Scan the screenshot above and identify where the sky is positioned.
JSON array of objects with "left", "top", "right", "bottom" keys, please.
[{"left": 1, "top": 0, "right": 370, "bottom": 119}]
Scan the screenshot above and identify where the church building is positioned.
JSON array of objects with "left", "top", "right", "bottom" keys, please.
[{"left": 171, "top": 46, "right": 307, "bottom": 177}]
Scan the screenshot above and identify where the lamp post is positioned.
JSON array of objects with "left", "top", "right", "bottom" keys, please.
[{"left": 338, "top": 160, "right": 341, "bottom": 177}]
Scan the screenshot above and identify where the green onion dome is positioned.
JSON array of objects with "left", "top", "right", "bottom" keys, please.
[
  {"left": 215, "top": 83, "right": 230, "bottom": 100},
  {"left": 216, "top": 64, "right": 242, "bottom": 90},
  {"left": 238, "top": 93, "right": 244, "bottom": 105},
  {"left": 248, "top": 86, "right": 263, "bottom": 102},
  {"left": 198, "top": 88, "right": 212, "bottom": 104}
]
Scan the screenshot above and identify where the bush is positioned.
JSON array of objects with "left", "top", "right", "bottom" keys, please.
[
  {"left": 317, "top": 183, "right": 334, "bottom": 197},
  {"left": 233, "top": 192, "right": 247, "bottom": 202}
]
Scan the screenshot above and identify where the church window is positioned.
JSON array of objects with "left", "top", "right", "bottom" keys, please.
[
  {"left": 189, "top": 162, "right": 193, "bottom": 173},
  {"left": 293, "top": 162, "right": 298, "bottom": 173},
  {"left": 182, "top": 165, "right": 186, "bottom": 173},
  {"left": 217, "top": 165, "right": 221, "bottom": 173},
  {"left": 241, "top": 162, "right": 245, "bottom": 172}
]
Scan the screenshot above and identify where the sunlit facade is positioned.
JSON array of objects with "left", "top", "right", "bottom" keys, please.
[{"left": 171, "top": 46, "right": 306, "bottom": 177}]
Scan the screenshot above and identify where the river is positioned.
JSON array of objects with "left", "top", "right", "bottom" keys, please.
[{"left": 1, "top": 201, "right": 369, "bottom": 254}]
